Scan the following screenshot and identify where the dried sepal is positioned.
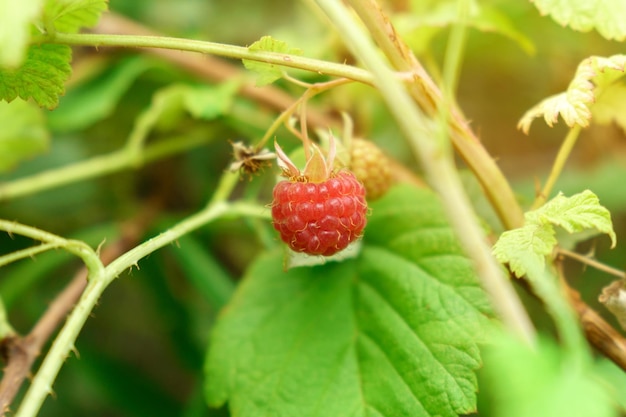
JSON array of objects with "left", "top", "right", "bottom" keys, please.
[{"left": 229, "top": 141, "right": 275, "bottom": 177}]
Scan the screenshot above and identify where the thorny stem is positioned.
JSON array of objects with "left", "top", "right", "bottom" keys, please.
[
  {"left": 0, "top": 221, "right": 103, "bottom": 279},
  {"left": 316, "top": 0, "right": 535, "bottom": 345},
  {"left": 46, "top": 32, "right": 375, "bottom": 85},
  {"left": 13, "top": 169, "right": 268, "bottom": 417},
  {"left": 533, "top": 126, "right": 582, "bottom": 209},
  {"left": 346, "top": 0, "right": 524, "bottom": 230}
]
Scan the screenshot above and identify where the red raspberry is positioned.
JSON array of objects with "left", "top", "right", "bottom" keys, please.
[{"left": 271, "top": 171, "right": 367, "bottom": 256}]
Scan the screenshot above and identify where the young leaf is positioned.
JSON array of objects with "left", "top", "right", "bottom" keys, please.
[
  {"left": 43, "top": 0, "right": 108, "bottom": 33},
  {"left": 242, "top": 36, "right": 302, "bottom": 86},
  {"left": 592, "top": 82, "right": 626, "bottom": 133},
  {"left": 481, "top": 334, "right": 617, "bottom": 417},
  {"left": 518, "top": 55, "right": 626, "bottom": 133},
  {"left": 531, "top": 0, "right": 626, "bottom": 41},
  {"left": 205, "top": 185, "right": 493, "bottom": 417},
  {"left": 0, "top": 99, "right": 48, "bottom": 172},
  {"left": 0, "top": 44, "right": 72, "bottom": 109},
  {"left": 492, "top": 224, "right": 556, "bottom": 278},
  {"left": 531, "top": 190, "right": 616, "bottom": 248},
  {"left": 493, "top": 190, "right": 616, "bottom": 278},
  {"left": 0, "top": 0, "right": 43, "bottom": 68}
]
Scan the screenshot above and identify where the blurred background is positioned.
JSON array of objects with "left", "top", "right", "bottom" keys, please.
[{"left": 1, "top": 0, "right": 625, "bottom": 415}]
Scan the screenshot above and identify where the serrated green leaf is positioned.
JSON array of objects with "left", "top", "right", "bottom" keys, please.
[
  {"left": 242, "top": 36, "right": 302, "bottom": 86},
  {"left": 493, "top": 190, "right": 615, "bottom": 278},
  {"left": 44, "top": 0, "right": 108, "bottom": 33},
  {"left": 518, "top": 55, "right": 626, "bottom": 133},
  {"left": 205, "top": 185, "right": 493, "bottom": 417},
  {"left": 0, "top": 0, "right": 43, "bottom": 68},
  {"left": 0, "top": 99, "right": 48, "bottom": 172},
  {"left": 0, "top": 44, "right": 72, "bottom": 109},
  {"left": 531, "top": 190, "right": 616, "bottom": 247},
  {"left": 482, "top": 334, "right": 616, "bottom": 417},
  {"left": 531, "top": 0, "right": 626, "bottom": 41},
  {"left": 592, "top": 82, "right": 626, "bottom": 132},
  {"left": 492, "top": 223, "right": 556, "bottom": 278}
]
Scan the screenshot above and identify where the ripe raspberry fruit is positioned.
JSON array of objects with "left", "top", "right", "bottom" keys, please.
[
  {"left": 349, "top": 138, "right": 392, "bottom": 201},
  {"left": 271, "top": 137, "right": 368, "bottom": 256}
]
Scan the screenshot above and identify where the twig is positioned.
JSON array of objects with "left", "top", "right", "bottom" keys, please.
[
  {"left": 0, "top": 231, "right": 139, "bottom": 415},
  {"left": 93, "top": 13, "right": 339, "bottom": 130},
  {"left": 557, "top": 247, "right": 625, "bottom": 279}
]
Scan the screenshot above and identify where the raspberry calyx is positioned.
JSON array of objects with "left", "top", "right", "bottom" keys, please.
[{"left": 271, "top": 137, "right": 368, "bottom": 256}]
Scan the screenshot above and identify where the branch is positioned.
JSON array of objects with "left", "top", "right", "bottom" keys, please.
[
  {"left": 93, "top": 13, "right": 338, "bottom": 130},
  {"left": 0, "top": 230, "right": 140, "bottom": 415}
]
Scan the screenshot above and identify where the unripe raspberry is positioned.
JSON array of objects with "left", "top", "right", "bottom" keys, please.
[
  {"left": 350, "top": 138, "right": 392, "bottom": 201},
  {"left": 271, "top": 136, "right": 368, "bottom": 256}
]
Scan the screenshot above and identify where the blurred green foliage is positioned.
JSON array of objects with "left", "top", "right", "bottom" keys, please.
[{"left": 2, "top": 0, "right": 626, "bottom": 416}]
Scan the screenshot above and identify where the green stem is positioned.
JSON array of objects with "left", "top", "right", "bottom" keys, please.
[
  {"left": 0, "top": 243, "right": 62, "bottom": 268},
  {"left": 316, "top": 0, "right": 535, "bottom": 345},
  {"left": 532, "top": 126, "right": 582, "bottom": 209},
  {"left": 347, "top": 0, "right": 524, "bottom": 230},
  {"left": 14, "top": 198, "right": 267, "bottom": 417},
  {"left": 0, "top": 297, "right": 16, "bottom": 339},
  {"left": 0, "top": 220, "right": 103, "bottom": 278},
  {"left": 0, "top": 134, "right": 210, "bottom": 202},
  {"left": 45, "top": 32, "right": 374, "bottom": 85}
]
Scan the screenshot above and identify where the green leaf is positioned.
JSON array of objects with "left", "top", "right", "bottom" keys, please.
[
  {"left": 592, "top": 82, "right": 626, "bottom": 133},
  {"left": 49, "top": 56, "right": 156, "bottom": 132},
  {"left": 531, "top": 0, "right": 626, "bottom": 41},
  {"left": 205, "top": 185, "right": 493, "bottom": 417},
  {"left": 43, "top": 0, "right": 108, "bottom": 33},
  {"left": 127, "top": 82, "right": 239, "bottom": 151},
  {"left": 0, "top": 0, "right": 43, "bottom": 68},
  {"left": 518, "top": 55, "right": 626, "bottom": 133},
  {"left": 0, "top": 99, "right": 49, "bottom": 172},
  {"left": 531, "top": 190, "right": 616, "bottom": 247},
  {"left": 242, "top": 36, "right": 302, "bottom": 86},
  {"left": 397, "top": 2, "right": 534, "bottom": 55},
  {"left": 0, "top": 43, "right": 72, "bottom": 109},
  {"left": 492, "top": 223, "right": 555, "bottom": 278},
  {"left": 493, "top": 190, "right": 615, "bottom": 278},
  {"left": 481, "top": 334, "right": 617, "bottom": 417}
]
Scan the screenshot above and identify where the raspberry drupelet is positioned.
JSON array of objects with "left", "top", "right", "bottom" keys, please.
[{"left": 271, "top": 136, "right": 368, "bottom": 256}]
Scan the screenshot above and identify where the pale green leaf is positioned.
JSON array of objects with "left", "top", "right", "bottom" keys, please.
[
  {"left": 482, "top": 334, "right": 617, "bottom": 417},
  {"left": 49, "top": 56, "right": 155, "bottom": 132},
  {"left": 532, "top": 190, "right": 616, "bottom": 248},
  {"left": 0, "top": 0, "right": 43, "bottom": 68},
  {"left": 242, "top": 36, "right": 302, "bottom": 86},
  {"left": 592, "top": 82, "right": 626, "bottom": 133},
  {"left": 395, "top": 2, "right": 533, "bottom": 55},
  {"left": 0, "top": 99, "right": 49, "bottom": 172},
  {"left": 492, "top": 223, "right": 556, "bottom": 278},
  {"left": 531, "top": 0, "right": 626, "bottom": 41},
  {"left": 44, "top": 0, "right": 108, "bottom": 33},
  {"left": 493, "top": 190, "right": 616, "bottom": 277},
  {"left": 127, "top": 82, "right": 238, "bottom": 151},
  {"left": 205, "top": 185, "right": 493, "bottom": 417},
  {"left": 0, "top": 44, "right": 72, "bottom": 109},
  {"left": 518, "top": 55, "right": 626, "bottom": 133}
]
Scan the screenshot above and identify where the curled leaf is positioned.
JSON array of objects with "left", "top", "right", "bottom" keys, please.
[{"left": 518, "top": 55, "right": 626, "bottom": 133}]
